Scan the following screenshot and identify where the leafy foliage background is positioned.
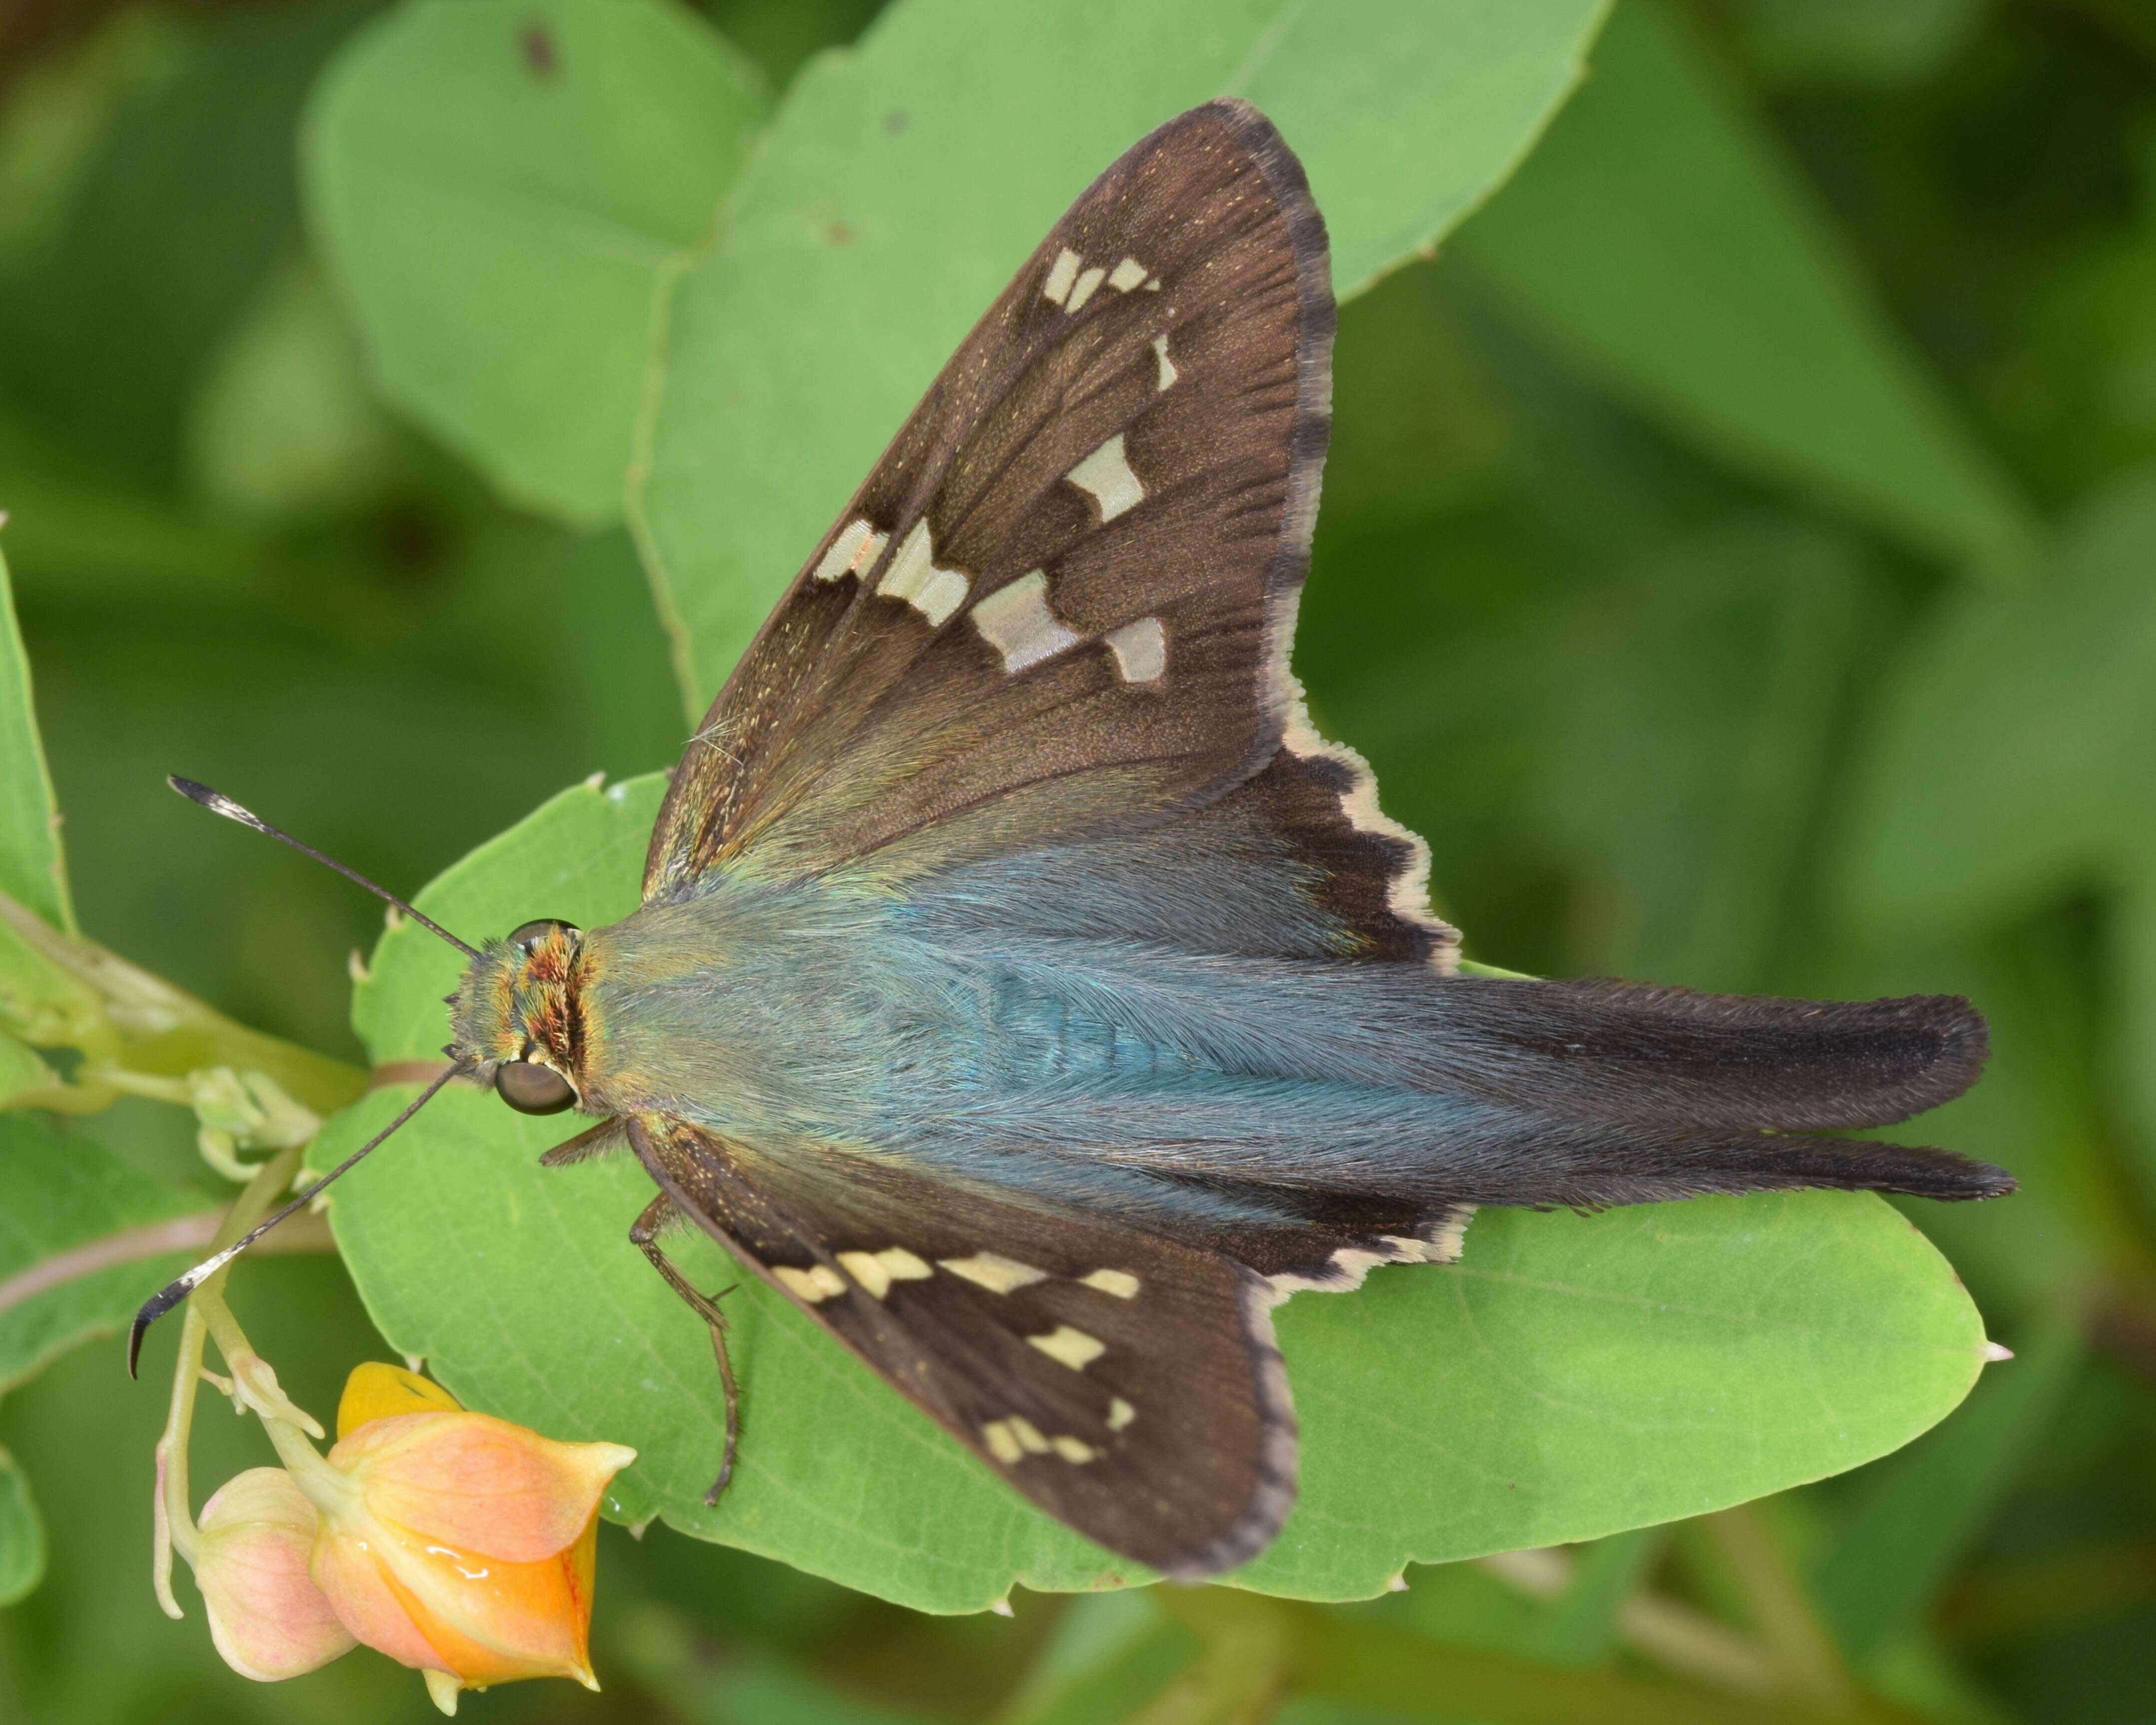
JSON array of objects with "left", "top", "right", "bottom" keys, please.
[{"left": 1, "top": 0, "right": 2154, "bottom": 1722}]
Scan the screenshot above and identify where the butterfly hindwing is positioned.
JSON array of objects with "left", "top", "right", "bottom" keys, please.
[
  {"left": 626, "top": 1115, "right": 1294, "bottom": 1578},
  {"left": 645, "top": 98, "right": 1334, "bottom": 896}
]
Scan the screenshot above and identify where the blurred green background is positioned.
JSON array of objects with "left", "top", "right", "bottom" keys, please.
[{"left": 3, "top": 0, "right": 2156, "bottom": 1721}]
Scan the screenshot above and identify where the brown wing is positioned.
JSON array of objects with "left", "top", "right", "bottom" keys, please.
[
  {"left": 644, "top": 98, "right": 1336, "bottom": 897},
  {"left": 628, "top": 1115, "right": 1294, "bottom": 1579}
]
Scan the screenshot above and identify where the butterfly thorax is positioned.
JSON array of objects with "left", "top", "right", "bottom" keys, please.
[
  {"left": 563, "top": 877, "right": 933, "bottom": 1135},
  {"left": 447, "top": 922, "right": 588, "bottom": 1087}
]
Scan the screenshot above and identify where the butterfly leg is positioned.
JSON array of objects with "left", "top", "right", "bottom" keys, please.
[{"left": 629, "top": 1194, "right": 740, "bottom": 1504}]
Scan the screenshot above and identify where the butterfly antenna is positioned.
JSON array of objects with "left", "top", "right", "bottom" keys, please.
[
  {"left": 126, "top": 1065, "right": 458, "bottom": 1376},
  {"left": 167, "top": 776, "right": 479, "bottom": 959}
]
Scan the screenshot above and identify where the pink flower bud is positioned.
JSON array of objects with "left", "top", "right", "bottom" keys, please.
[
  {"left": 193, "top": 1468, "right": 357, "bottom": 1682},
  {"left": 304, "top": 1365, "right": 636, "bottom": 1711}
]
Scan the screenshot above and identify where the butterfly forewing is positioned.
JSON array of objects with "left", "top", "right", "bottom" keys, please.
[
  {"left": 628, "top": 1117, "right": 1294, "bottom": 1577},
  {"left": 646, "top": 99, "right": 1336, "bottom": 896}
]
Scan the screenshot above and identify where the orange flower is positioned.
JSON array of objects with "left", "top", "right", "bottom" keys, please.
[
  {"left": 192, "top": 1467, "right": 357, "bottom": 1682},
  {"left": 301, "top": 1364, "right": 637, "bottom": 1715}
]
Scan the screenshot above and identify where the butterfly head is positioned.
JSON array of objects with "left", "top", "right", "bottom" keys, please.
[{"left": 446, "top": 917, "right": 588, "bottom": 1116}]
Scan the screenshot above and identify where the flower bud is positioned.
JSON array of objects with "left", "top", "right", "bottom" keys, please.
[
  {"left": 193, "top": 1468, "right": 357, "bottom": 1682},
  {"left": 303, "top": 1364, "right": 636, "bottom": 1714}
]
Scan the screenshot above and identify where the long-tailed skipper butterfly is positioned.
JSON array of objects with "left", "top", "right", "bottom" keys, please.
[{"left": 138, "top": 99, "right": 2010, "bottom": 1579}]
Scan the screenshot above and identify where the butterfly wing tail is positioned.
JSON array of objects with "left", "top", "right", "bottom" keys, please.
[
  {"left": 1428, "top": 978, "right": 1990, "bottom": 1136},
  {"left": 1394, "top": 977, "right": 2009, "bottom": 1206},
  {"left": 1600, "top": 1130, "right": 2015, "bottom": 1203}
]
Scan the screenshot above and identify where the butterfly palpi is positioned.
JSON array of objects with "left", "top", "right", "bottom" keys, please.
[{"left": 139, "top": 99, "right": 2011, "bottom": 1579}]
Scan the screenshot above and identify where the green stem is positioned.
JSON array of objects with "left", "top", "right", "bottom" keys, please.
[
  {"left": 0, "top": 887, "right": 364, "bottom": 1118},
  {"left": 1704, "top": 1507, "right": 1854, "bottom": 1709},
  {"left": 1129, "top": 1592, "right": 1288, "bottom": 1725},
  {"left": 151, "top": 1143, "right": 310, "bottom": 1618},
  {"left": 151, "top": 1302, "right": 208, "bottom": 1618}
]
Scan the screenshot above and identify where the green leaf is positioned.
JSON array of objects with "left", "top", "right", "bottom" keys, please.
[
  {"left": 0, "top": 543, "right": 73, "bottom": 932},
  {"left": 1454, "top": 0, "right": 2034, "bottom": 574},
  {"left": 637, "top": 0, "right": 1610, "bottom": 709},
  {"left": 0, "top": 1446, "right": 44, "bottom": 1607},
  {"left": 0, "top": 1034, "right": 59, "bottom": 1110},
  {"left": 0, "top": 1111, "right": 204, "bottom": 1396},
  {"left": 1840, "top": 467, "right": 2156, "bottom": 938},
  {"left": 1812, "top": 1315, "right": 2085, "bottom": 1663},
  {"left": 181, "top": 251, "right": 397, "bottom": 521},
  {"left": 304, "top": 0, "right": 768, "bottom": 526},
  {"left": 330, "top": 776, "right": 1996, "bottom": 1613}
]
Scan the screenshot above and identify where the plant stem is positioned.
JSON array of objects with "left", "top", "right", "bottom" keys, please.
[
  {"left": 1704, "top": 1507, "right": 1854, "bottom": 1708},
  {"left": 0, "top": 1209, "right": 333, "bottom": 1322},
  {"left": 150, "top": 1143, "right": 308, "bottom": 1618},
  {"left": 1130, "top": 1591, "right": 1289, "bottom": 1725},
  {"left": 0, "top": 888, "right": 364, "bottom": 1117},
  {"left": 151, "top": 1301, "right": 207, "bottom": 1619}
]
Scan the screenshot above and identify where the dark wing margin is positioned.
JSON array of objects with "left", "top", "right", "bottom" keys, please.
[
  {"left": 643, "top": 98, "right": 1342, "bottom": 899},
  {"left": 1224, "top": 716, "right": 1458, "bottom": 968},
  {"left": 626, "top": 1115, "right": 1295, "bottom": 1579}
]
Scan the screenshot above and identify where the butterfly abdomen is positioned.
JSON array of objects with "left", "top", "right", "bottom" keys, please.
[{"left": 899, "top": 930, "right": 2009, "bottom": 1213}]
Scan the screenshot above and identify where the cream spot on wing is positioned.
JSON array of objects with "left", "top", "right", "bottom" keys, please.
[
  {"left": 1151, "top": 333, "right": 1177, "bottom": 393},
  {"left": 1428, "top": 1206, "right": 1476, "bottom": 1263},
  {"left": 1107, "top": 257, "right": 1147, "bottom": 292},
  {"left": 811, "top": 517, "right": 885, "bottom": 584},
  {"left": 939, "top": 1252, "right": 1047, "bottom": 1294},
  {"left": 880, "top": 519, "right": 969, "bottom": 626},
  {"left": 1052, "top": 1436, "right": 1097, "bottom": 1464},
  {"left": 1008, "top": 1416, "right": 1050, "bottom": 1454},
  {"left": 1066, "top": 432, "right": 1143, "bottom": 522},
  {"left": 1042, "top": 248, "right": 1080, "bottom": 305},
  {"left": 1080, "top": 1268, "right": 1139, "bottom": 1299},
  {"left": 775, "top": 1264, "right": 846, "bottom": 1302},
  {"left": 1027, "top": 1325, "right": 1106, "bottom": 1371},
  {"left": 877, "top": 1246, "right": 933, "bottom": 1282},
  {"left": 836, "top": 1251, "right": 889, "bottom": 1298},
  {"left": 983, "top": 1420, "right": 1024, "bottom": 1464},
  {"left": 1143, "top": 277, "right": 1161, "bottom": 291},
  {"left": 971, "top": 570, "right": 1082, "bottom": 673},
  {"left": 1065, "top": 265, "right": 1106, "bottom": 312},
  {"left": 1104, "top": 617, "right": 1165, "bottom": 683},
  {"left": 1107, "top": 1396, "right": 1135, "bottom": 1432}
]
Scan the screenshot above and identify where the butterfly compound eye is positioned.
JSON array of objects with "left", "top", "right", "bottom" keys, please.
[
  {"left": 496, "top": 1060, "right": 575, "bottom": 1115},
  {"left": 508, "top": 918, "right": 576, "bottom": 950}
]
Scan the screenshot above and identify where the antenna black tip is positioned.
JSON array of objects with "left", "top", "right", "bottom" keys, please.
[
  {"left": 161, "top": 774, "right": 480, "bottom": 959},
  {"left": 167, "top": 776, "right": 259, "bottom": 830},
  {"left": 127, "top": 1278, "right": 190, "bottom": 1378}
]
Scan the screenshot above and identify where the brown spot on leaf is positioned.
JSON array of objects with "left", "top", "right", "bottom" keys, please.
[
  {"left": 521, "top": 22, "right": 556, "bottom": 78},
  {"left": 827, "top": 222, "right": 854, "bottom": 246},
  {"left": 884, "top": 110, "right": 909, "bottom": 134}
]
